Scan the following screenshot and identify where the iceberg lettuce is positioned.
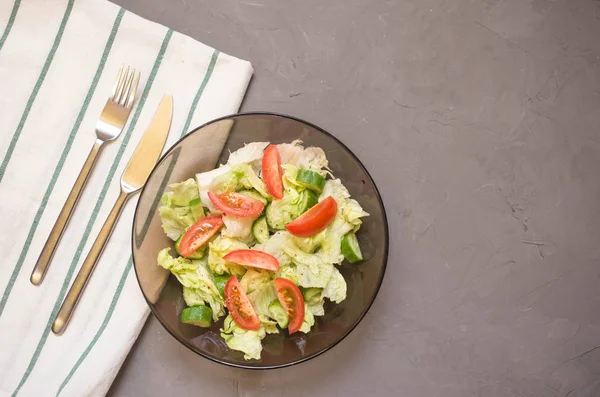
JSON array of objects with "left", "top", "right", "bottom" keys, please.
[
  {"left": 207, "top": 236, "right": 248, "bottom": 276},
  {"left": 157, "top": 249, "right": 224, "bottom": 320},
  {"left": 220, "top": 314, "right": 266, "bottom": 360}
]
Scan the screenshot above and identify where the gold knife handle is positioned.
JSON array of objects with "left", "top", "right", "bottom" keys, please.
[
  {"left": 31, "top": 139, "right": 104, "bottom": 285},
  {"left": 52, "top": 189, "right": 129, "bottom": 335}
]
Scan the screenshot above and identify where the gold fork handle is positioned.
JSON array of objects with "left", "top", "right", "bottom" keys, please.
[
  {"left": 52, "top": 189, "right": 130, "bottom": 335},
  {"left": 31, "top": 139, "right": 104, "bottom": 285}
]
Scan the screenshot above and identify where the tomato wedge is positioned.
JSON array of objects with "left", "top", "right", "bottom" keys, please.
[
  {"left": 285, "top": 196, "right": 337, "bottom": 237},
  {"left": 223, "top": 250, "right": 280, "bottom": 271},
  {"left": 273, "top": 278, "right": 305, "bottom": 334},
  {"left": 178, "top": 216, "right": 223, "bottom": 258},
  {"left": 224, "top": 276, "right": 261, "bottom": 331},
  {"left": 208, "top": 191, "right": 264, "bottom": 217},
  {"left": 262, "top": 144, "right": 283, "bottom": 200}
]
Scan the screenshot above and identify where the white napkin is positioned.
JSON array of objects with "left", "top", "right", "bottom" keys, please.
[{"left": 0, "top": 0, "right": 252, "bottom": 395}]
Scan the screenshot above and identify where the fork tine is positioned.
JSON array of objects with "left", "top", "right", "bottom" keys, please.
[
  {"left": 119, "top": 68, "right": 135, "bottom": 107},
  {"left": 110, "top": 64, "right": 124, "bottom": 100},
  {"left": 114, "top": 65, "right": 131, "bottom": 104},
  {"left": 125, "top": 71, "right": 141, "bottom": 108}
]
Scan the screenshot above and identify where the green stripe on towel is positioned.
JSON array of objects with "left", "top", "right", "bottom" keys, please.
[
  {"left": 0, "top": 7, "right": 125, "bottom": 318},
  {"left": 55, "top": 258, "right": 134, "bottom": 397},
  {"left": 11, "top": 28, "right": 173, "bottom": 397},
  {"left": 59, "top": 49, "right": 221, "bottom": 395},
  {"left": 0, "top": 0, "right": 74, "bottom": 183},
  {"left": 0, "top": 0, "right": 21, "bottom": 52}
]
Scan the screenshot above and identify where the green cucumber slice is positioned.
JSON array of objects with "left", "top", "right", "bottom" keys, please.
[
  {"left": 268, "top": 301, "right": 289, "bottom": 328},
  {"left": 252, "top": 216, "right": 270, "bottom": 243},
  {"left": 341, "top": 232, "right": 363, "bottom": 263},
  {"left": 213, "top": 274, "right": 230, "bottom": 297},
  {"left": 303, "top": 288, "right": 322, "bottom": 304},
  {"left": 180, "top": 306, "right": 213, "bottom": 327},
  {"left": 296, "top": 169, "right": 326, "bottom": 193},
  {"left": 298, "top": 189, "right": 319, "bottom": 215}
]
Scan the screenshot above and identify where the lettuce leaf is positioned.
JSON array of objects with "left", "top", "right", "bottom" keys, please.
[
  {"left": 211, "top": 163, "right": 269, "bottom": 198},
  {"left": 292, "top": 229, "right": 326, "bottom": 253},
  {"left": 343, "top": 198, "right": 370, "bottom": 231},
  {"left": 322, "top": 266, "right": 347, "bottom": 303},
  {"left": 277, "top": 140, "right": 329, "bottom": 175},
  {"left": 166, "top": 178, "right": 202, "bottom": 207},
  {"left": 259, "top": 315, "right": 279, "bottom": 334},
  {"left": 316, "top": 216, "right": 353, "bottom": 264},
  {"left": 282, "top": 240, "right": 333, "bottom": 288},
  {"left": 265, "top": 187, "right": 301, "bottom": 230},
  {"left": 240, "top": 269, "right": 277, "bottom": 318},
  {"left": 277, "top": 140, "right": 305, "bottom": 167},
  {"left": 222, "top": 214, "right": 256, "bottom": 244},
  {"left": 253, "top": 231, "right": 292, "bottom": 267},
  {"left": 158, "top": 179, "right": 202, "bottom": 240},
  {"left": 207, "top": 236, "right": 248, "bottom": 276},
  {"left": 277, "top": 263, "right": 299, "bottom": 285},
  {"left": 220, "top": 314, "right": 266, "bottom": 360},
  {"left": 227, "top": 141, "right": 270, "bottom": 170},
  {"left": 304, "top": 288, "right": 325, "bottom": 316},
  {"left": 298, "top": 303, "right": 315, "bottom": 333},
  {"left": 317, "top": 179, "right": 370, "bottom": 264},
  {"left": 157, "top": 248, "right": 225, "bottom": 320},
  {"left": 195, "top": 143, "right": 271, "bottom": 213}
]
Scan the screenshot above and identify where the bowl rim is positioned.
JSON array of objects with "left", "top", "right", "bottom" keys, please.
[{"left": 131, "top": 111, "right": 389, "bottom": 370}]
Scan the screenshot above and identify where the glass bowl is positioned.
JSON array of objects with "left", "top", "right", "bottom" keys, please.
[{"left": 132, "top": 112, "right": 388, "bottom": 369}]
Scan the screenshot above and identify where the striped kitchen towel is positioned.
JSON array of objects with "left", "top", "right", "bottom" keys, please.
[{"left": 0, "top": 0, "right": 253, "bottom": 395}]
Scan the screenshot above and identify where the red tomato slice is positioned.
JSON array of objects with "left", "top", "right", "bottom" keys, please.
[
  {"left": 208, "top": 191, "right": 264, "bottom": 217},
  {"left": 225, "top": 276, "right": 261, "bottom": 331},
  {"left": 223, "top": 250, "right": 280, "bottom": 271},
  {"left": 285, "top": 196, "right": 337, "bottom": 237},
  {"left": 262, "top": 144, "right": 283, "bottom": 200},
  {"left": 179, "top": 216, "right": 223, "bottom": 258},
  {"left": 273, "top": 278, "right": 305, "bottom": 334}
]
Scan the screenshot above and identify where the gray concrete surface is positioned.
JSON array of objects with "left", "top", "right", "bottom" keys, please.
[{"left": 108, "top": 0, "right": 600, "bottom": 396}]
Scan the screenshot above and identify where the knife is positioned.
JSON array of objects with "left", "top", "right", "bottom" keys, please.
[{"left": 52, "top": 94, "right": 173, "bottom": 335}]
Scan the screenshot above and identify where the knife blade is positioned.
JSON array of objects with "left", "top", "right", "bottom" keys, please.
[{"left": 121, "top": 94, "right": 173, "bottom": 192}]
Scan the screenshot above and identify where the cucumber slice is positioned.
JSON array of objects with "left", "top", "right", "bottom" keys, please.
[
  {"left": 213, "top": 274, "right": 230, "bottom": 297},
  {"left": 252, "top": 216, "right": 269, "bottom": 243},
  {"left": 180, "top": 306, "right": 213, "bottom": 327},
  {"left": 297, "top": 189, "right": 319, "bottom": 215},
  {"left": 265, "top": 203, "right": 286, "bottom": 231},
  {"left": 189, "top": 197, "right": 205, "bottom": 220},
  {"left": 238, "top": 189, "right": 268, "bottom": 206},
  {"left": 303, "top": 288, "right": 322, "bottom": 304},
  {"left": 268, "top": 301, "right": 289, "bottom": 328},
  {"left": 174, "top": 235, "right": 205, "bottom": 259},
  {"left": 174, "top": 235, "right": 183, "bottom": 255},
  {"left": 341, "top": 232, "right": 363, "bottom": 263},
  {"left": 296, "top": 169, "right": 326, "bottom": 193}
]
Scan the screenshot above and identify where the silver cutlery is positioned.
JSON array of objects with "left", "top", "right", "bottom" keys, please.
[
  {"left": 31, "top": 65, "right": 140, "bottom": 285},
  {"left": 52, "top": 94, "right": 173, "bottom": 335}
]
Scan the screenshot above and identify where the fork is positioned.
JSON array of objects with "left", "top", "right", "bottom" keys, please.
[{"left": 30, "top": 65, "right": 140, "bottom": 285}]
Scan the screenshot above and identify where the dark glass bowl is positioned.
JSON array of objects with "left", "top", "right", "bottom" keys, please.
[{"left": 132, "top": 113, "right": 388, "bottom": 369}]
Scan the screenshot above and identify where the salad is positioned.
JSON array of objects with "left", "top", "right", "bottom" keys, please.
[{"left": 156, "top": 140, "right": 369, "bottom": 360}]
